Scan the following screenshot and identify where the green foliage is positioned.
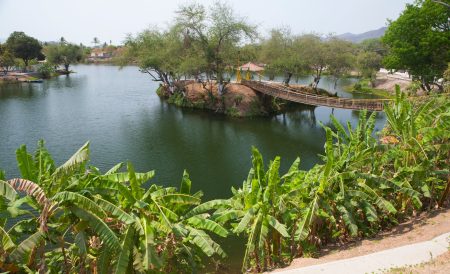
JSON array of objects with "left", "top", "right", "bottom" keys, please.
[
  {"left": 226, "top": 106, "right": 240, "bottom": 117},
  {"left": 167, "top": 92, "right": 192, "bottom": 107},
  {"left": 356, "top": 51, "right": 382, "bottom": 79},
  {"left": 382, "top": 0, "right": 450, "bottom": 91},
  {"left": 0, "top": 140, "right": 228, "bottom": 273},
  {"left": 259, "top": 32, "right": 357, "bottom": 87},
  {"left": 5, "top": 31, "right": 43, "bottom": 68},
  {"left": 176, "top": 1, "right": 257, "bottom": 82},
  {"left": 37, "top": 62, "right": 55, "bottom": 79},
  {"left": 0, "top": 45, "right": 17, "bottom": 74},
  {"left": 216, "top": 86, "right": 449, "bottom": 272},
  {"left": 44, "top": 43, "right": 83, "bottom": 72},
  {"left": 123, "top": 1, "right": 256, "bottom": 83},
  {"left": 1, "top": 88, "right": 449, "bottom": 273}
]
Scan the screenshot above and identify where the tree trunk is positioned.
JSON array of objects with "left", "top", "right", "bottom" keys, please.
[
  {"left": 312, "top": 67, "right": 323, "bottom": 89},
  {"left": 23, "top": 59, "right": 29, "bottom": 72},
  {"left": 284, "top": 72, "right": 292, "bottom": 86}
]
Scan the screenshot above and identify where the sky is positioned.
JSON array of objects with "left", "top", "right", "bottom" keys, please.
[{"left": 0, "top": 0, "right": 413, "bottom": 45}]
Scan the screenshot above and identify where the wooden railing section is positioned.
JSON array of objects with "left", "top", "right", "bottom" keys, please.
[{"left": 241, "top": 80, "right": 391, "bottom": 111}]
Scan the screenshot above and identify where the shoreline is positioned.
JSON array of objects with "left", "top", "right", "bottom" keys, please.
[
  {"left": 0, "top": 70, "right": 72, "bottom": 85},
  {"left": 158, "top": 81, "right": 331, "bottom": 117}
]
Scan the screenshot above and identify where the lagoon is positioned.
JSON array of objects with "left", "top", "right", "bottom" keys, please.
[{"left": 0, "top": 64, "right": 386, "bottom": 271}]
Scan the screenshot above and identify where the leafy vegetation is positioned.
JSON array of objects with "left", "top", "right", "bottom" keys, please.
[
  {"left": 1, "top": 86, "right": 449, "bottom": 273},
  {"left": 5, "top": 31, "right": 44, "bottom": 69},
  {"left": 121, "top": 1, "right": 256, "bottom": 85},
  {"left": 382, "top": 0, "right": 450, "bottom": 92},
  {"left": 44, "top": 42, "right": 83, "bottom": 73},
  {"left": 0, "top": 141, "right": 227, "bottom": 273}
]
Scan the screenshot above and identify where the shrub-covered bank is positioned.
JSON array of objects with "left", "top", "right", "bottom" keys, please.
[
  {"left": 0, "top": 87, "right": 449, "bottom": 273},
  {"left": 156, "top": 81, "right": 331, "bottom": 117}
]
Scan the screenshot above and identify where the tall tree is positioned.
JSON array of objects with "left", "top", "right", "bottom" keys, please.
[
  {"left": 175, "top": 1, "right": 257, "bottom": 82},
  {"left": 92, "top": 37, "right": 100, "bottom": 48},
  {"left": 44, "top": 43, "right": 83, "bottom": 72},
  {"left": 5, "top": 31, "right": 42, "bottom": 69},
  {"left": 382, "top": 0, "right": 450, "bottom": 92},
  {"left": 259, "top": 28, "right": 304, "bottom": 84},
  {"left": 295, "top": 34, "right": 329, "bottom": 89},
  {"left": 356, "top": 51, "right": 382, "bottom": 79},
  {"left": 0, "top": 44, "right": 17, "bottom": 74},
  {"left": 121, "top": 28, "right": 185, "bottom": 85},
  {"left": 326, "top": 38, "right": 356, "bottom": 88}
]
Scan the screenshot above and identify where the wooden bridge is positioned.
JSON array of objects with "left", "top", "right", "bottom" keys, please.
[{"left": 241, "top": 80, "right": 391, "bottom": 111}]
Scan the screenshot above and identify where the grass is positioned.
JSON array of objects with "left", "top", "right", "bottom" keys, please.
[
  {"left": 344, "top": 78, "right": 394, "bottom": 99},
  {"left": 226, "top": 106, "right": 240, "bottom": 117}
]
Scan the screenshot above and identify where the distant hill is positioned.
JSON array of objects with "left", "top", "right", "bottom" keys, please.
[{"left": 337, "top": 27, "right": 387, "bottom": 43}]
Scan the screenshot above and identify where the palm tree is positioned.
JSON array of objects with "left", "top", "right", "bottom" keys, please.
[{"left": 92, "top": 37, "right": 100, "bottom": 48}]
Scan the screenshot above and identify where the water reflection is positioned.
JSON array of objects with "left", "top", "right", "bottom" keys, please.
[{"left": 0, "top": 65, "right": 386, "bottom": 193}]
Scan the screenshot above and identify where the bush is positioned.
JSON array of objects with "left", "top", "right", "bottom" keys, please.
[
  {"left": 226, "top": 106, "right": 240, "bottom": 117},
  {"left": 37, "top": 62, "right": 55, "bottom": 78},
  {"left": 353, "top": 82, "right": 362, "bottom": 91}
]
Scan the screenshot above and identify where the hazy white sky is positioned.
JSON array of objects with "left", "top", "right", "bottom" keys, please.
[{"left": 0, "top": 0, "right": 412, "bottom": 45}]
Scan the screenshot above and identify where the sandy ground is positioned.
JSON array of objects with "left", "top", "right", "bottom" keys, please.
[
  {"left": 374, "top": 72, "right": 412, "bottom": 92},
  {"left": 274, "top": 207, "right": 450, "bottom": 272},
  {"left": 183, "top": 82, "right": 263, "bottom": 116}
]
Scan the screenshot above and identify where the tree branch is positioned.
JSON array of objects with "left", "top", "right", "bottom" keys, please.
[{"left": 432, "top": 0, "right": 450, "bottom": 8}]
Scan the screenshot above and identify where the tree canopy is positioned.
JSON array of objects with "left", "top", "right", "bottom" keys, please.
[
  {"left": 0, "top": 44, "right": 17, "bottom": 74},
  {"left": 122, "top": 2, "right": 257, "bottom": 84},
  {"left": 5, "top": 31, "right": 43, "bottom": 68},
  {"left": 44, "top": 42, "right": 83, "bottom": 72},
  {"left": 175, "top": 1, "right": 257, "bottom": 82},
  {"left": 382, "top": 0, "right": 450, "bottom": 91}
]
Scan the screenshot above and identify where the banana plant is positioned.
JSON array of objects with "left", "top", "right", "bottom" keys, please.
[
  {"left": 221, "top": 147, "right": 293, "bottom": 272},
  {"left": 1, "top": 141, "right": 230, "bottom": 273},
  {"left": 383, "top": 86, "right": 450, "bottom": 209},
  {"left": 0, "top": 140, "right": 89, "bottom": 273}
]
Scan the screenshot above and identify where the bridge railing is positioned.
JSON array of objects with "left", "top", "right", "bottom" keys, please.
[{"left": 241, "top": 80, "right": 391, "bottom": 111}]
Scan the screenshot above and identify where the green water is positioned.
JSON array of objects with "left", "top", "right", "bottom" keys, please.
[{"left": 0, "top": 64, "right": 386, "bottom": 271}]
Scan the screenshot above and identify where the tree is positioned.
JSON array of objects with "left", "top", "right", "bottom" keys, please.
[
  {"left": 122, "top": 28, "right": 185, "bottom": 85},
  {"left": 356, "top": 51, "right": 382, "bottom": 79},
  {"left": 175, "top": 1, "right": 257, "bottom": 82},
  {"left": 295, "top": 34, "right": 328, "bottom": 89},
  {"left": 92, "top": 37, "right": 100, "bottom": 48},
  {"left": 382, "top": 0, "right": 450, "bottom": 92},
  {"left": 5, "top": 31, "right": 43, "bottom": 69},
  {"left": 0, "top": 44, "right": 17, "bottom": 74},
  {"left": 359, "top": 38, "right": 388, "bottom": 57},
  {"left": 326, "top": 38, "right": 356, "bottom": 88},
  {"left": 44, "top": 43, "right": 83, "bottom": 72},
  {"left": 259, "top": 28, "right": 305, "bottom": 84}
]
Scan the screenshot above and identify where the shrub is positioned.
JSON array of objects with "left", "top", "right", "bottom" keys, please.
[{"left": 37, "top": 62, "right": 55, "bottom": 78}]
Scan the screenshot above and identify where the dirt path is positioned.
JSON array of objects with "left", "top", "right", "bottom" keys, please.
[{"left": 274, "top": 207, "right": 450, "bottom": 272}]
